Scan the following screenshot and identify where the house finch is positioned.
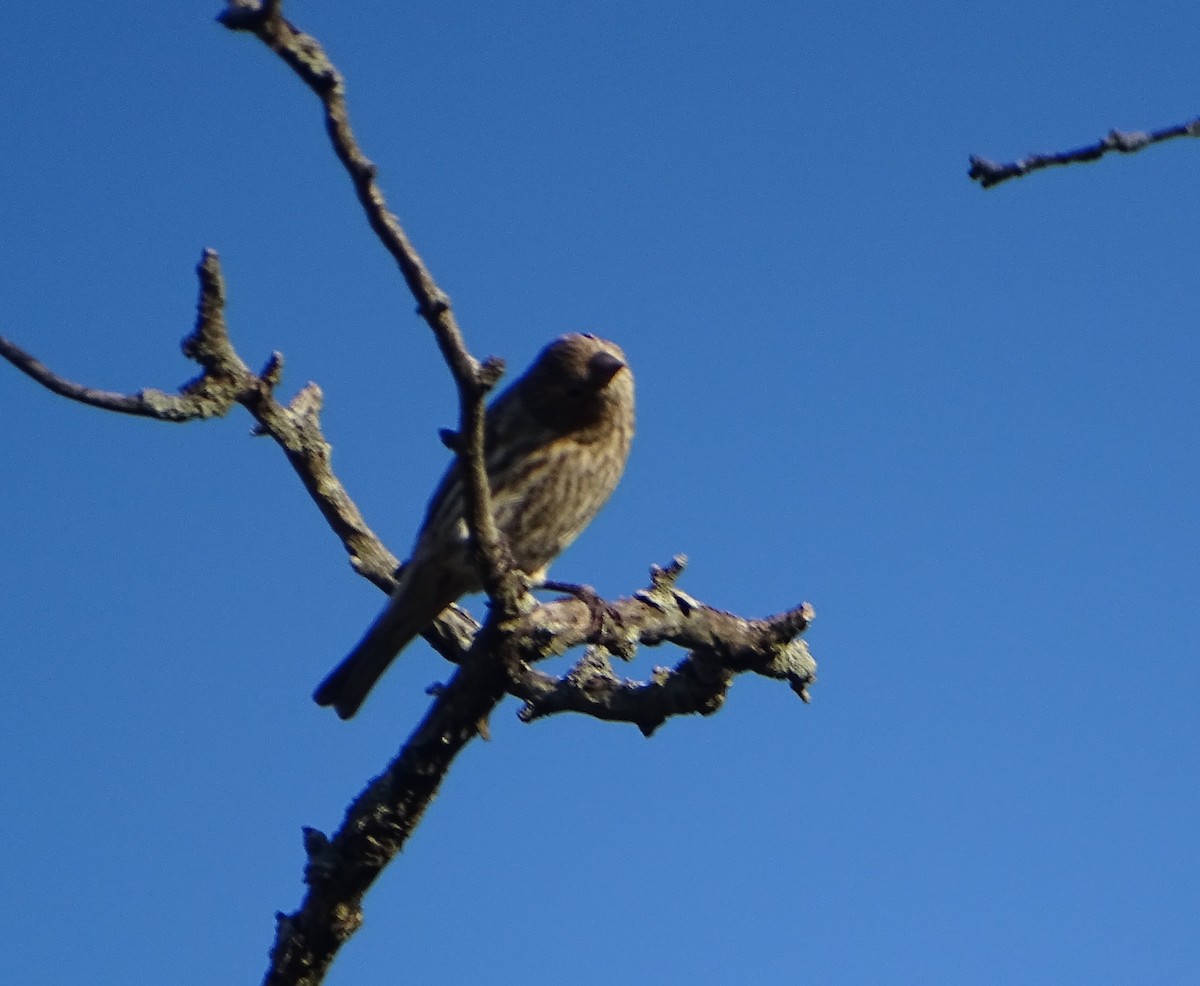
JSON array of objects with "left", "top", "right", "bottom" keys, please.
[{"left": 314, "top": 333, "right": 635, "bottom": 719}]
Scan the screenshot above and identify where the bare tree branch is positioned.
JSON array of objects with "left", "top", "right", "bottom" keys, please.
[
  {"left": 272, "top": 649, "right": 508, "bottom": 986},
  {"left": 0, "top": 250, "right": 492, "bottom": 668},
  {"left": 217, "top": 0, "right": 519, "bottom": 613},
  {"left": 190, "top": 252, "right": 402, "bottom": 590},
  {"left": 0, "top": 334, "right": 227, "bottom": 421},
  {"left": 503, "top": 558, "right": 816, "bottom": 735},
  {"left": 0, "top": 249, "right": 401, "bottom": 590},
  {"left": 969, "top": 115, "right": 1200, "bottom": 188},
  {"left": 266, "top": 559, "right": 815, "bottom": 985}
]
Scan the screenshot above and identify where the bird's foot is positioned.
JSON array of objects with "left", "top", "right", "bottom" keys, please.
[{"left": 538, "top": 579, "right": 624, "bottom": 646}]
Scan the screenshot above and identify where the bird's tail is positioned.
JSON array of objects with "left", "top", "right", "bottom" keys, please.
[{"left": 313, "top": 567, "right": 448, "bottom": 719}]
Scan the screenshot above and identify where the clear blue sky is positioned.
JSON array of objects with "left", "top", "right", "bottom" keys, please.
[{"left": 3, "top": 2, "right": 1198, "bottom": 983}]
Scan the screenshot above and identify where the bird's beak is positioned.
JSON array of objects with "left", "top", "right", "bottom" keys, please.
[{"left": 588, "top": 351, "right": 626, "bottom": 387}]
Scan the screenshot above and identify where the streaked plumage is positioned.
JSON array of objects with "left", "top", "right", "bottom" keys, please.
[{"left": 314, "top": 333, "right": 635, "bottom": 719}]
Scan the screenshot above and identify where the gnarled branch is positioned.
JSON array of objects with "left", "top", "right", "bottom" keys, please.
[
  {"left": 503, "top": 557, "right": 815, "bottom": 735},
  {"left": 2, "top": 249, "right": 399, "bottom": 591},
  {"left": 268, "top": 558, "right": 814, "bottom": 984}
]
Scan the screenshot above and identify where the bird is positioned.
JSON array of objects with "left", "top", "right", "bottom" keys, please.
[{"left": 314, "top": 332, "right": 635, "bottom": 719}]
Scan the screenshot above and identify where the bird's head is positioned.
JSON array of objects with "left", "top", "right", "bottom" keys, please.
[{"left": 518, "top": 333, "right": 634, "bottom": 435}]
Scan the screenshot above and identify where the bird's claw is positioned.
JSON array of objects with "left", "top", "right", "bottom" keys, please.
[{"left": 539, "top": 579, "right": 623, "bottom": 643}]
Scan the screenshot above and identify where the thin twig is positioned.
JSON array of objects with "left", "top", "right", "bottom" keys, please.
[
  {"left": 217, "top": 0, "right": 515, "bottom": 608},
  {"left": 0, "top": 249, "right": 401, "bottom": 591},
  {"left": 969, "top": 116, "right": 1200, "bottom": 188},
  {"left": 0, "top": 335, "right": 227, "bottom": 421}
]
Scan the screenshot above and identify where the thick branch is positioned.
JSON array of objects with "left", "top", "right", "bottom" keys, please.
[
  {"left": 271, "top": 645, "right": 508, "bottom": 986},
  {"left": 969, "top": 115, "right": 1200, "bottom": 188},
  {"left": 265, "top": 560, "right": 815, "bottom": 983}
]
